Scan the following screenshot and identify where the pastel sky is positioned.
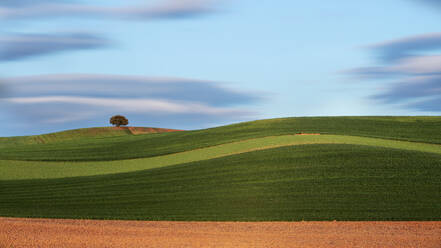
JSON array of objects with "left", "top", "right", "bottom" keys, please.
[{"left": 1, "top": 0, "right": 440, "bottom": 136}]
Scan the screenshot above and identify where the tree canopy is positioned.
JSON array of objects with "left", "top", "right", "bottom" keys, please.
[{"left": 110, "top": 115, "right": 129, "bottom": 127}]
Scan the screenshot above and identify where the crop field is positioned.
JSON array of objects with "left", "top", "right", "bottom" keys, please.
[
  {"left": 2, "top": 116, "right": 441, "bottom": 162},
  {"left": 0, "top": 117, "right": 440, "bottom": 221},
  {"left": 1, "top": 134, "right": 441, "bottom": 180}
]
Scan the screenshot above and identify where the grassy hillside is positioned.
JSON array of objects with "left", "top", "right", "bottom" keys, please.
[
  {"left": 0, "top": 126, "right": 179, "bottom": 148},
  {"left": 0, "top": 116, "right": 440, "bottom": 221},
  {"left": 1, "top": 116, "right": 441, "bottom": 161},
  {"left": 1, "top": 134, "right": 441, "bottom": 180},
  {"left": 1, "top": 145, "right": 440, "bottom": 221},
  {"left": 0, "top": 127, "right": 131, "bottom": 147}
]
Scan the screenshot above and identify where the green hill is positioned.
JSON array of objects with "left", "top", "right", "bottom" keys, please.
[
  {"left": 1, "top": 116, "right": 441, "bottom": 162},
  {"left": 0, "top": 126, "right": 179, "bottom": 148},
  {"left": 0, "top": 116, "right": 440, "bottom": 221}
]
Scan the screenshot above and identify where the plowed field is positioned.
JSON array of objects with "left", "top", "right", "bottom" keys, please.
[{"left": 1, "top": 218, "right": 440, "bottom": 248}]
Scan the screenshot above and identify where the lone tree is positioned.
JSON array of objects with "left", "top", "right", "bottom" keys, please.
[{"left": 110, "top": 115, "right": 129, "bottom": 127}]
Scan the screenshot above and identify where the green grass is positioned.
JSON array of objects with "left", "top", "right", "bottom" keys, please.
[
  {"left": 1, "top": 116, "right": 440, "bottom": 221},
  {"left": 1, "top": 116, "right": 441, "bottom": 161},
  {"left": 1, "top": 145, "right": 440, "bottom": 221},
  {"left": 0, "top": 127, "right": 133, "bottom": 148},
  {"left": 1, "top": 134, "right": 440, "bottom": 180}
]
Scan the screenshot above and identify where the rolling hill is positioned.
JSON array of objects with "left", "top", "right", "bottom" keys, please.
[
  {"left": 0, "top": 116, "right": 440, "bottom": 221},
  {"left": 0, "top": 126, "right": 180, "bottom": 148}
]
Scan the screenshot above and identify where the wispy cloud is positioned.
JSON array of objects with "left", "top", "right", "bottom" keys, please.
[
  {"left": 0, "top": 0, "right": 71, "bottom": 7},
  {"left": 348, "top": 33, "right": 441, "bottom": 112},
  {"left": 0, "top": 32, "right": 110, "bottom": 62},
  {"left": 0, "top": 0, "right": 219, "bottom": 20},
  {"left": 368, "top": 33, "right": 441, "bottom": 63},
  {"left": 372, "top": 76, "right": 441, "bottom": 102},
  {"left": 6, "top": 74, "right": 259, "bottom": 106},
  {"left": 348, "top": 54, "right": 441, "bottom": 79},
  {"left": 0, "top": 74, "right": 261, "bottom": 128},
  {"left": 7, "top": 96, "right": 248, "bottom": 116},
  {"left": 0, "top": 1, "right": 222, "bottom": 62}
]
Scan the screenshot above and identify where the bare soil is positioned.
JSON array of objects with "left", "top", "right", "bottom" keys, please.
[
  {"left": 1, "top": 218, "right": 440, "bottom": 248},
  {"left": 112, "top": 126, "right": 183, "bottom": 135}
]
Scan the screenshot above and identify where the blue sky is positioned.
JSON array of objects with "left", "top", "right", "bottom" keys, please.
[{"left": 0, "top": 0, "right": 440, "bottom": 136}]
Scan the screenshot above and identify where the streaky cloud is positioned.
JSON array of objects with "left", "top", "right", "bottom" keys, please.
[
  {"left": 0, "top": 0, "right": 218, "bottom": 20},
  {"left": 0, "top": 32, "right": 110, "bottom": 62},
  {"left": 372, "top": 76, "right": 441, "bottom": 103},
  {"left": 348, "top": 55, "right": 441, "bottom": 79},
  {"left": 0, "top": 74, "right": 261, "bottom": 128},
  {"left": 369, "top": 32, "right": 441, "bottom": 63},
  {"left": 0, "top": 0, "right": 73, "bottom": 7},
  {"left": 6, "top": 96, "right": 250, "bottom": 116},
  {"left": 347, "top": 32, "right": 441, "bottom": 112},
  {"left": 4, "top": 74, "right": 261, "bottom": 106}
]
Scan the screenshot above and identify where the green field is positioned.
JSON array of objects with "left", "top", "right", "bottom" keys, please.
[
  {"left": 0, "top": 117, "right": 440, "bottom": 221},
  {"left": 2, "top": 116, "right": 441, "bottom": 162}
]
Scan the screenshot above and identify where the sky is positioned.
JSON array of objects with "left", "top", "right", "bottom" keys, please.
[{"left": 0, "top": 0, "right": 440, "bottom": 136}]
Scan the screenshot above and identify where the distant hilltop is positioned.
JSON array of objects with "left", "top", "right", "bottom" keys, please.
[
  {"left": 0, "top": 126, "right": 183, "bottom": 146},
  {"left": 115, "top": 126, "right": 183, "bottom": 135}
]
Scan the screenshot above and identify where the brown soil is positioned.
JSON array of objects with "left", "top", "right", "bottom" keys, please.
[
  {"left": 112, "top": 127, "right": 183, "bottom": 135},
  {"left": 1, "top": 218, "right": 440, "bottom": 248}
]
